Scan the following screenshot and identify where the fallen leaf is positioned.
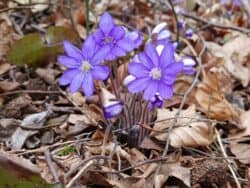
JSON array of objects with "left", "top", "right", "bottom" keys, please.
[
  {"left": 0, "top": 80, "right": 20, "bottom": 92},
  {"left": 151, "top": 105, "right": 214, "bottom": 148},
  {"left": 11, "top": 110, "right": 51, "bottom": 149},
  {"left": 195, "top": 72, "right": 240, "bottom": 124},
  {"left": 206, "top": 35, "right": 250, "bottom": 87},
  {"left": 0, "top": 63, "right": 11, "bottom": 75},
  {"left": 228, "top": 110, "right": 250, "bottom": 164}
]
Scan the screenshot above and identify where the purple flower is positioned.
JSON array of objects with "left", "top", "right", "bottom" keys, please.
[
  {"left": 58, "top": 36, "right": 110, "bottom": 96},
  {"left": 180, "top": 57, "right": 196, "bottom": 75},
  {"left": 93, "top": 12, "right": 135, "bottom": 61},
  {"left": 101, "top": 88, "right": 123, "bottom": 119},
  {"left": 148, "top": 93, "right": 164, "bottom": 109},
  {"left": 127, "top": 31, "right": 142, "bottom": 48},
  {"left": 150, "top": 22, "right": 171, "bottom": 46},
  {"left": 220, "top": 0, "right": 241, "bottom": 6},
  {"left": 126, "top": 43, "right": 183, "bottom": 100},
  {"left": 185, "top": 28, "right": 193, "bottom": 38}
]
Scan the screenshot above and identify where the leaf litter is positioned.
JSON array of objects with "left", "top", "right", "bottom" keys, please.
[{"left": 0, "top": 0, "right": 250, "bottom": 187}]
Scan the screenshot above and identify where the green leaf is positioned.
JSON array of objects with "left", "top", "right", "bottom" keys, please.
[{"left": 7, "top": 26, "right": 79, "bottom": 67}]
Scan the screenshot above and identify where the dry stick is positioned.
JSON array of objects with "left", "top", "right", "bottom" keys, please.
[
  {"left": 66, "top": 160, "right": 94, "bottom": 188},
  {"left": 168, "top": 0, "right": 180, "bottom": 42},
  {"left": 215, "top": 129, "right": 241, "bottom": 188},
  {"left": 162, "top": 35, "right": 206, "bottom": 157},
  {"left": 44, "top": 149, "right": 60, "bottom": 183},
  {"left": 181, "top": 12, "right": 250, "bottom": 35},
  {"left": 65, "top": 155, "right": 109, "bottom": 179},
  {"left": 0, "top": 90, "right": 60, "bottom": 96}
]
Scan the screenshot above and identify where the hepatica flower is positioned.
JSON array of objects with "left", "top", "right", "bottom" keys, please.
[
  {"left": 127, "top": 43, "right": 183, "bottom": 100},
  {"left": 149, "top": 22, "right": 171, "bottom": 46},
  {"left": 93, "top": 12, "right": 136, "bottom": 61},
  {"left": 58, "top": 36, "right": 110, "bottom": 96},
  {"left": 220, "top": 0, "right": 241, "bottom": 6}
]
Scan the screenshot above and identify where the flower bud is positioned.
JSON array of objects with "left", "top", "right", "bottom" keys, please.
[{"left": 101, "top": 88, "right": 123, "bottom": 119}]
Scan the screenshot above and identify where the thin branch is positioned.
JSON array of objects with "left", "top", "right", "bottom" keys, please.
[
  {"left": 181, "top": 12, "right": 250, "bottom": 36},
  {"left": 168, "top": 0, "right": 180, "bottom": 42}
]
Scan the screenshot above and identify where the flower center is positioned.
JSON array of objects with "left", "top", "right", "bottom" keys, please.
[
  {"left": 102, "top": 36, "right": 114, "bottom": 44},
  {"left": 149, "top": 67, "right": 162, "bottom": 80},
  {"left": 81, "top": 60, "right": 91, "bottom": 72}
]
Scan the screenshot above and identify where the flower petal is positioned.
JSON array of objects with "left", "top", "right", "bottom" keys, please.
[
  {"left": 164, "top": 62, "right": 183, "bottom": 75},
  {"left": 110, "top": 26, "right": 125, "bottom": 40},
  {"left": 145, "top": 44, "right": 159, "bottom": 66},
  {"left": 57, "top": 55, "right": 80, "bottom": 68},
  {"left": 128, "top": 77, "right": 150, "bottom": 93},
  {"left": 82, "top": 73, "right": 93, "bottom": 97},
  {"left": 82, "top": 35, "right": 96, "bottom": 59},
  {"left": 62, "top": 40, "right": 83, "bottom": 60},
  {"left": 58, "top": 69, "right": 80, "bottom": 86},
  {"left": 128, "top": 62, "right": 148, "bottom": 77},
  {"left": 117, "top": 37, "right": 134, "bottom": 52},
  {"left": 138, "top": 52, "right": 154, "bottom": 70},
  {"left": 159, "top": 43, "right": 175, "bottom": 68},
  {"left": 112, "top": 46, "right": 126, "bottom": 57},
  {"left": 69, "top": 72, "right": 85, "bottom": 93},
  {"left": 99, "top": 12, "right": 114, "bottom": 35},
  {"left": 93, "top": 29, "right": 104, "bottom": 43},
  {"left": 91, "top": 65, "right": 109, "bottom": 80},
  {"left": 158, "top": 83, "right": 173, "bottom": 99},
  {"left": 91, "top": 46, "right": 110, "bottom": 64},
  {"left": 143, "top": 80, "right": 158, "bottom": 100}
]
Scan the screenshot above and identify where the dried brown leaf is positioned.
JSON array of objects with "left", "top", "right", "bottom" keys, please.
[
  {"left": 206, "top": 35, "right": 250, "bottom": 87},
  {"left": 152, "top": 105, "right": 214, "bottom": 148},
  {"left": 195, "top": 72, "right": 240, "bottom": 124}
]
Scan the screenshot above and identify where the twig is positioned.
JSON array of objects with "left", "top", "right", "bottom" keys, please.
[
  {"left": 168, "top": 0, "right": 180, "bottom": 42},
  {"left": 66, "top": 160, "right": 94, "bottom": 188},
  {"left": 84, "top": 0, "right": 90, "bottom": 34},
  {"left": 181, "top": 12, "right": 250, "bottom": 36},
  {"left": 44, "top": 149, "right": 60, "bottom": 183},
  {"left": 215, "top": 129, "right": 241, "bottom": 188},
  {"left": 0, "top": 90, "right": 60, "bottom": 96}
]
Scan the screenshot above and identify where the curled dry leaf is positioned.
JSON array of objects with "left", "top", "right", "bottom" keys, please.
[
  {"left": 151, "top": 105, "right": 214, "bottom": 148},
  {"left": 206, "top": 34, "right": 250, "bottom": 87},
  {"left": 229, "top": 110, "right": 250, "bottom": 164},
  {"left": 195, "top": 72, "right": 240, "bottom": 124}
]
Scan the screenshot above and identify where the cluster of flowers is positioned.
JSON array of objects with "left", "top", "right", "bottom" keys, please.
[{"left": 58, "top": 12, "right": 196, "bottom": 118}]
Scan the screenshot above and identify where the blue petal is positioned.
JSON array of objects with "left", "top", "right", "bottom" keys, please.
[
  {"left": 62, "top": 40, "right": 83, "bottom": 60},
  {"left": 112, "top": 46, "right": 126, "bottom": 57},
  {"left": 91, "top": 65, "right": 109, "bottom": 80},
  {"left": 82, "top": 73, "right": 93, "bottom": 97},
  {"left": 145, "top": 44, "right": 159, "bottom": 67},
  {"left": 143, "top": 80, "right": 158, "bottom": 100},
  {"left": 82, "top": 35, "right": 96, "bottom": 59},
  {"left": 159, "top": 43, "right": 175, "bottom": 68},
  {"left": 117, "top": 37, "right": 134, "bottom": 52},
  {"left": 138, "top": 52, "right": 154, "bottom": 70},
  {"left": 158, "top": 83, "right": 173, "bottom": 99},
  {"left": 93, "top": 29, "right": 104, "bottom": 43},
  {"left": 57, "top": 55, "right": 80, "bottom": 68},
  {"left": 128, "top": 62, "right": 148, "bottom": 77},
  {"left": 99, "top": 12, "right": 114, "bottom": 35},
  {"left": 138, "top": 53, "right": 154, "bottom": 70},
  {"left": 69, "top": 72, "right": 85, "bottom": 93},
  {"left": 91, "top": 46, "right": 110, "bottom": 64},
  {"left": 128, "top": 77, "right": 150, "bottom": 93},
  {"left": 164, "top": 62, "right": 183, "bottom": 75},
  {"left": 105, "top": 53, "right": 116, "bottom": 61},
  {"left": 59, "top": 69, "right": 80, "bottom": 86},
  {"left": 110, "top": 26, "right": 125, "bottom": 40}
]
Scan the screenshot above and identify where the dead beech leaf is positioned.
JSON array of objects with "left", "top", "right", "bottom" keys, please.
[
  {"left": 0, "top": 80, "right": 20, "bottom": 92},
  {"left": 206, "top": 35, "right": 250, "bottom": 87},
  {"left": 195, "top": 72, "right": 240, "bottom": 124},
  {"left": 0, "top": 63, "right": 11, "bottom": 75},
  {"left": 228, "top": 111, "right": 250, "bottom": 164},
  {"left": 152, "top": 105, "right": 214, "bottom": 148}
]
